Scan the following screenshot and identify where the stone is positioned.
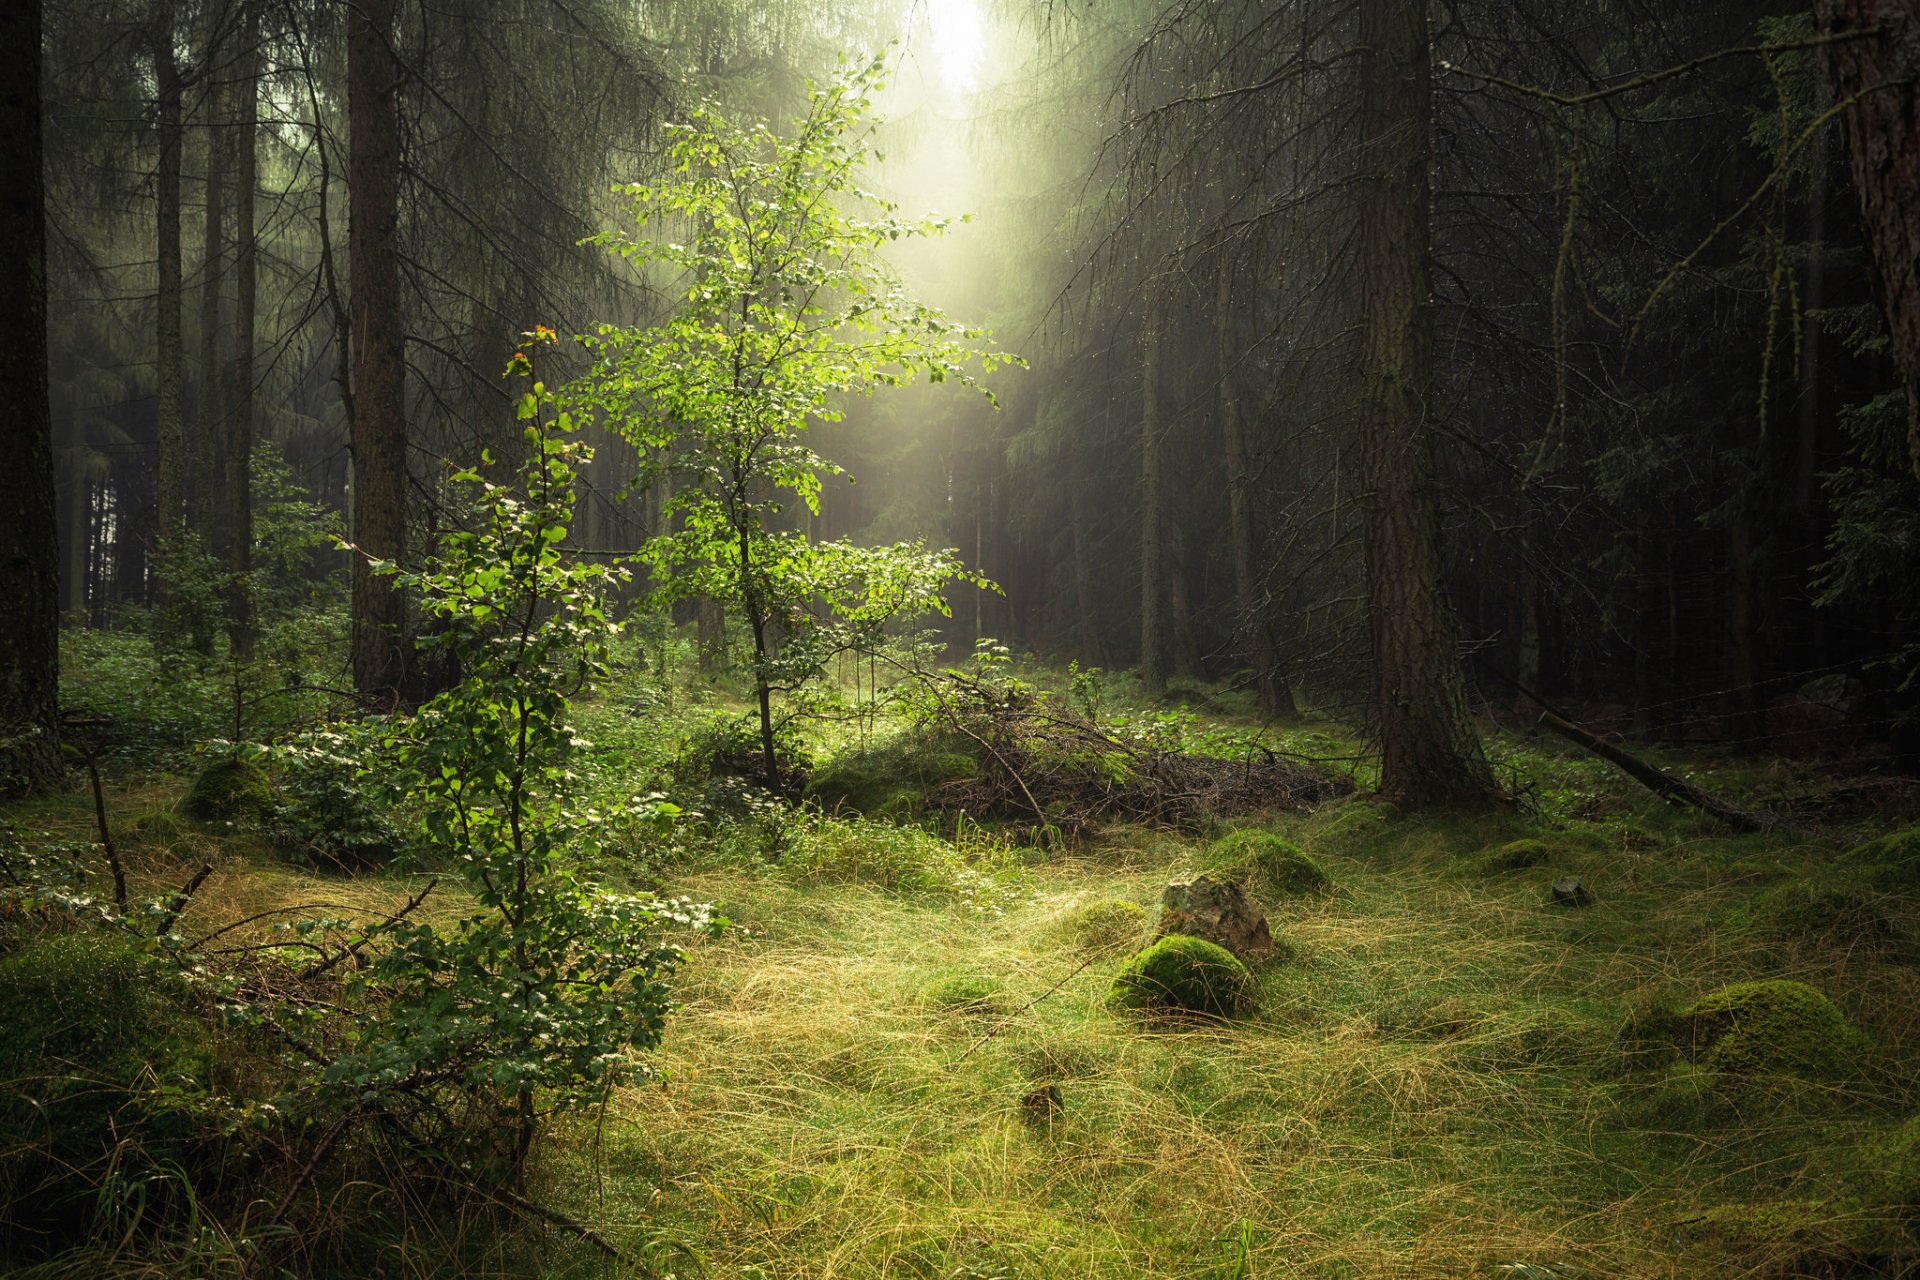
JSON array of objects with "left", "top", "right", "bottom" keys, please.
[
  {"left": 1550, "top": 877, "right": 1593, "bottom": 907},
  {"left": 1108, "top": 934, "right": 1255, "bottom": 1019},
  {"left": 1156, "top": 873, "right": 1274, "bottom": 961}
]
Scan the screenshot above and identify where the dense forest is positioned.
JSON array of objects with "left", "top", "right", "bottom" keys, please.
[{"left": 5, "top": 0, "right": 1920, "bottom": 1276}]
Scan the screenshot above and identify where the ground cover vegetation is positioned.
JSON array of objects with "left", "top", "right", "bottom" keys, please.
[{"left": 6, "top": 0, "right": 1920, "bottom": 1277}]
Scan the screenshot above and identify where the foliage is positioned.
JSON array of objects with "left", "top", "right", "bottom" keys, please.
[
  {"left": 293, "top": 351, "right": 721, "bottom": 1167},
  {"left": 569, "top": 54, "right": 1015, "bottom": 782},
  {"left": 1108, "top": 933, "right": 1254, "bottom": 1020}
]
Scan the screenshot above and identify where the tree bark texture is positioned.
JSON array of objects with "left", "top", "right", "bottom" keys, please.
[
  {"left": 1354, "top": 0, "right": 1498, "bottom": 806},
  {"left": 0, "top": 0, "right": 64, "bottom": 794},
  {"left": 150, "top": 8, "right": 186, "bottom": 632},
  {"left": 196, "top": 14, "right": 225, "bottom": 542},
  {"left": 1138, "top": 308, "right": 1168, "bottom": 694},
  {"left": 348, "top": 0, "right": 410, "bottom": 700},
  {"left": 1218, "top": 264, "right": 1296, "bottom": 718},
  {"left": 1817, "top": 0, "right": 1920, "bottom": 480},
  {"left": 227, "top": 2, "right": 258, "bottom": 659}
]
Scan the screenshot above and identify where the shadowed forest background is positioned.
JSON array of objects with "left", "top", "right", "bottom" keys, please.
[{"left": 4, "top": 0, "right": 1920, "bottom": 1276}]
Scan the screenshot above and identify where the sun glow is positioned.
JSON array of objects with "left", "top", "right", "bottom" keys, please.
[{"left": 925, "top": 0, "right": 985, "bottom": 94}]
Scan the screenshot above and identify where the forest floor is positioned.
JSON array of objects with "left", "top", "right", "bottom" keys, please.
[{"left": 9, "top": 653, "right": 1920, "bottom": 1279}]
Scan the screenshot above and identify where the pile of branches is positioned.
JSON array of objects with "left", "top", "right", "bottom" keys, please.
[{"left": 913, "top": 670, "right": 1352, "bottom": 832}]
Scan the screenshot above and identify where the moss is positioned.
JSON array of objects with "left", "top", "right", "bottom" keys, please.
[
  {"left": 177, "top": 755, "right": 277, "bottom": 823},
  {"left": 1480, "top": 838, "right": 1551, "bottom": 874},
  {"left": 1206, "top": 830, "right": 1333, "bottom": 899},
  {"left": 805, "top": 737, "right": 979, "bottom": 818},
  {"left": 1372, "top": 993, "right": 1481, "bottom": 1040},
  {"left": 1048, "top": 898, "right": 1148, "bottom": 953},
  {"left": 918, "top": 971, "right": 1006, "bottom": 1015},
  {"left": 1302, "top": 798, "right": 1394, "bottom": 859},
  {"left": 1108, "top": 934, "right": 1254, "bottom": 1020},
  {"left": 1844, "top": 827, "right": 1920, "bottom": 891},
  {"left": 1856, "top": 1113, "right": 1920, "bottom": 1217},
  {"left": 1734, "top": 879, "right": 1901, "bottom": 948},
  {"left": 124, "top": 809, "right": 193, "bottom": 848},
  {"left": 1678, "top": 980, "right": 1873, "bottom": 1080}
]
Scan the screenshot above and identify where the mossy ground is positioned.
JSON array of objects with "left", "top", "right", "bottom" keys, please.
[{"left": 8, "top": 680, "right": 1920, "bottom": 1278}]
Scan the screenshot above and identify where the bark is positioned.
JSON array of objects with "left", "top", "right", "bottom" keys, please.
[
  {"left": 226, "top": 2, "right": 258, "bottom": 659},
  {"left": 195, "top": 15, "right": 225, "bottom": 542},
  {"left": 348, "top": 0, "right": 411, "bottom": 700},
  {"left": 1816, "top": 0, "right": 1920, "bottom": 480},
  {"left": 150, "top": 6, "right": 187, "bottom": 636},
  {"left": 1354, "top": 0, "right": 1499, "bottom": 807},
  {"left": 0, "top": 0, "right": 64, "bottom": 794},
  {"left": 1138, "top": 308, "right": 1168, "bottom": 694},
  {"left": 1218, "top": 264, "right": 1296, "bottom": 718}
]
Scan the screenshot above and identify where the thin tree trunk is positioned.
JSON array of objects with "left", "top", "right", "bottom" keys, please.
[
  {"left": 226, "top": 2, "right": 258, "bottom": 659},
  {"left": 150, "top": 7, "right": 187, "bottom": 640},
  {"left": 195, "top": 12, "right": 225, "bottom": 547},
  {"left": 1139, "top": 307, "right": 1168, "bottom": 694},
  {"left": 0, "top": 0, "right": 64, "bottom": 795},
  {"left": 1354, "top": 0, "right": 1498, "bottom": 807},
  {"left": 348, "top": 0, "right": 410, "bottom": 700},
  {"left": 1816, "top": 0, "right": 1920, "bottom": 480},
  {"left": 1218, "top": 263, "right": 1296, "bottom": 717}
]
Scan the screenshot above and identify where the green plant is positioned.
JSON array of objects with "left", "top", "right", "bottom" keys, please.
[
  {"left": 304, "top": 345, "right": 721, "bottom": 1175},
  {"left": 569, "top": 56, "right": 1016, "bottom": 786},
  {"left": 1206, "top": 830, "right": 1332, "bottom": 898}
]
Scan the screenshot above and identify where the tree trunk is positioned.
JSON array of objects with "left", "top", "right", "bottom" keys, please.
[
  {"left": 348, "top": 0, "right": 410, "bottom": 700},
  {"left": 1816, "top": 0, "right": 1920, "bottom": 480},
  {"left": 1354, "top": 0, "right": 1498, "bottom": 807},
  {"left": 226, "top": 2, "right": 258, "bottom": 659},
  {"left": 150, "top": 7, "right": 187, "bottom": 641},
  {"left": 0, "top": 0, "right": 63, "bottom": 795},
  {"left": 1138, "top": 308, "right": 1168, "bottom": 694},
  {"left": 1218, "top": 264, "right": 1296, "bottom": 718},
  {"left": 195, "top": 12, "right": 225, "bottom": 546}
]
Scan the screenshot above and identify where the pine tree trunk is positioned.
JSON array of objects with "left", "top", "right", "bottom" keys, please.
[
  {"left": 348, "top": 0, "right": 410, "bottom": 700},
  {"left": 1, "top": 0, "right": 63, "bottom": 794},
  {"left": 150, "top": 8, "right": 187, "bottom": 639},
  {"left": 195, "top": 15, "right": 225, "bottom": 546},
  {"left": 1816, "top": 0, "right": 1920, "bottom": 480},
  {"left": 226, "top": 2, "right": 258, "bottom": 660},
  {"left": 1138, "top": 308, "right": 1168, "bottom": 694},
  {"left": 1354, "top": 0, "right": 1498, "bottom": 807},
  {"left": 1218, "top": 264, "right": 1296, "bottom": 718}
]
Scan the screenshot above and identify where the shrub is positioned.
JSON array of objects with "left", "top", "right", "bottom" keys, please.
[
  {"left": 1206, "top": 830, "right": 1332, "bottom": 898},
  {"left": 1108, "top": 934, "right": 1254, "bottom": 1019},
  {"left": 1677, "top": 980, "right": 1873, "bottom": 1080}
]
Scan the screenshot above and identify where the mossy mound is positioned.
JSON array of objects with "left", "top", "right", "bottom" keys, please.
[
  {"left": 1480, "top": 838, "right": 1551, "bottom": 874},
  {"left": 1858, "top": 1113, "right": 1920, "bottom": 1216},
  {"left": 1678, "top": 980, "right": 1873, "bottom": 1080},
  {"left": 177, "top": 755, "right": 278, "bottom": 824},
  {"left": 1108, "top": 934, "right": 1253, "bottom": 1020},
  {"left": 1207, "top": 830, "right": 1332, "bottom": 899},
  {"left": 1302, "top": 798, "right": 1395, "bottom": 859},
  {"left": 124, "top": 809, "right": 194, "bottom": 848},
  {"left": 918, "top": 971, "right": 1006, "bottom": 1015},
  {"left": 805, "top": 737, "right": 978, "bottom": 819},
  {"left": 1736, "top": 880, "right": 1901, "bottom": 949},
  {"left": 1844, "top": 827, "right": 1920, "bottom": 891},
  {"left": 1048, "top": 898, "right": 1148, "bottom": 953}
]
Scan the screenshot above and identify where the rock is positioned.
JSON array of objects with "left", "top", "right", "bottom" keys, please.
[
  {"left": 178, "top": 756, "right": 277, "bottom": 824},
  {"left": 1678, "top": 979, "right": 1873, "bottom": 1080},
  {"left": 1550, "top": 877, "right": 1592, "bottom": 907},
  {"left": 1157, "top": 873, "right": 1274, "bottom": 961},
  {"left": 1108, "top": 934, "right": 1255, "bottom": 1019}
]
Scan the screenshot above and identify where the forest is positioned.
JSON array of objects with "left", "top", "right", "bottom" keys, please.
[{"left": 4, "top": 0, "right": 1920, "bottom": 1275}]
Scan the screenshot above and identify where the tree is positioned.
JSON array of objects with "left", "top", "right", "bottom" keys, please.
[
  {"left": 147, "top": 1, "right": 187, "bottom": 643},
  {"left": 1817, "top": 0, "right": 1920, "bottom": 480},
  {"left": 572, "top": 57, "right": 1015, "bottom": 784},
  {"left": 1353, "top": 0, "right": 1500, "bottom": 806},
  {"left": 226, "top": 0, "right": 259, "bottom": 658},
  {"left": 348, "top": 0, "right": 411, "bottom": 700},
  {"left": 0, "top": 0, "right": 64, "bottom": 795}
]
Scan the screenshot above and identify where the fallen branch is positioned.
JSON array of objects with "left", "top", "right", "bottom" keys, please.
[
  {"left": 953, "top": 951, "right": 1104, "bottom": 1067},
  {"left": 1510, "top": 682, "right": 1773, "bottom": 833},
  {"left": 153, "top": 863, "right": 214, "bottom": 937},
  {"left": 299, "top": 878, "right": 437, "bottom": 981}
]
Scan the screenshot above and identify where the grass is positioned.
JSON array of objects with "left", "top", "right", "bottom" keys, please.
[{"left": 8, "top": 658, "right": 1920, "bottom": 1278}]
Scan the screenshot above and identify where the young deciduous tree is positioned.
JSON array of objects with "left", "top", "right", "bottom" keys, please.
[{"left": 572, "top": 56, "right": 1016, "bottom": 784}]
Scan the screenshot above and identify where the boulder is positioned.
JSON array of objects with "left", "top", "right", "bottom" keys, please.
[
  {"left": 1157, "top": 873, "right": 1274, "bottom": 962},
  {"left": 1109, "top": 934, "right": 1255, "bottom": 1019},
  {"left": 1550, "top": 877, "right": 1593, "bottom": 907}
]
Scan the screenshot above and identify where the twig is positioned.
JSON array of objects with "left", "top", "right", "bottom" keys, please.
[
  {"left": 153, "top": 864, "right": 214, "bottom": 937},
  {"left": 76, "top": 743, "right": 126, "bottom": 914},
  {"left": 298, "top": 878, "right": 437, "bottom": 981},
  {"left": 953, "top": 951, "right": 1103, "bottom": 1068}
]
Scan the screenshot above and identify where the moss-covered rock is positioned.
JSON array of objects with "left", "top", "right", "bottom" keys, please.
[
  {"left": 1678, "top": 980, "right": 1873, "bottom": 1080},
  {"left": 1480, "top": 838, "right": 1551, "bottom": 874},
  {"left": 1844, "top": 827, "right": 1920, "bottom": 892},
  {"left": 918, "top": 971, "right": 1006, "bottom": 1015},
  {"left": 1049, "top": 897, "right": 1148, "bottom": 953},
  {"left": 1108, "top": 934, "right": 1254, "bottom": 1019},
  {"left": 177, "top": 755, "right": 277, "bottom": 823},
  {"left": 1207, "top": 830, "right": 1333, "bottom": 899}
]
